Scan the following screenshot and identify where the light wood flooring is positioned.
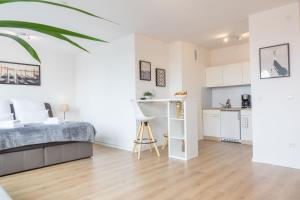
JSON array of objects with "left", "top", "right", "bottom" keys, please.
[{"left": 0, "top": 141, "right": 299, "bottom": 200}]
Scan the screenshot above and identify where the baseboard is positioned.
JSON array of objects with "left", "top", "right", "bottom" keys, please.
[
  {"left": 252, "top": 157, "right": 300, "bottom": 170},
  {"left": 203, "top": 136, "right": 221, "bottom": 142},
  {"left": 94, "top": 141, "right": 132, "bottom": 152},
  {"left": 241, "top": 140, "right": 253, "bottom": 146}
]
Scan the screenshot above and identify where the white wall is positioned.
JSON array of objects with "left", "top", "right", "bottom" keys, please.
[
  {"left": 210, "top": 43, "right": 249, "bottom": 66},
  {"left": 76, "top": 35, "right": 137, "bottom": 151},
  {"left": 0, "top": 39, "right": 77, "bottom": 119},
  {"left": 168, "top": 41, "right": 210, "bottom": 139},
  {"left": 135, "top": 35, "right": 170, "bottom": 99},
  {"left": 211, "top": 86, "right": 251, "bottom": 108},
  {"left": 168, "top": 41, "right": 183, "bottom": 96},
  {"left": 250, "top": 3, "right": 300, "bottom": 169}
]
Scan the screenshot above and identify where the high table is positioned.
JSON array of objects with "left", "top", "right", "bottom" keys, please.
[{"left": 136, "top": 98, "right": 198, "bottom": 160}]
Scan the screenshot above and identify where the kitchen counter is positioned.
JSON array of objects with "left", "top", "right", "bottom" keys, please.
[{"left": 203, "top": 108, "right": 252, "bottom": 111}]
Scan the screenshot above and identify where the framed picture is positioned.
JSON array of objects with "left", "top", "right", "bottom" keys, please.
[
  {"left": 139, "top": 60, "right": 151, "bottom": 81},
  {"left": 0, "top": 61, "right": 41, "bottom": 86},
  {"left": 156, "top": 68, "right": 166, "bottom": 87},
  {"left": 259, "top": 43, "right": 290, "bottom": 79}
]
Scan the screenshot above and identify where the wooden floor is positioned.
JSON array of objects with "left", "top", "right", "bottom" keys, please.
[{"left": 0, "top": 141, "right": 300, "bottom": 200}]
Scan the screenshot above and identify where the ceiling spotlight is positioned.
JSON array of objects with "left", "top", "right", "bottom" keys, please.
[
  {"left": 223, "top": 37, "right": 229, "bottom": 43},
  {"left": 241, "top": 32, "right": 250, "bottom": 38},
  {"left": 16, "top": 32, "right": 31, "bottom": 40}
]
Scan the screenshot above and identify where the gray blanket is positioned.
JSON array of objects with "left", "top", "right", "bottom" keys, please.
[{"left": 0, "top": 122, "right": 96, "bottom": 151}]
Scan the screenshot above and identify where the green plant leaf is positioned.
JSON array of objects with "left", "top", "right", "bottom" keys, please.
[
  {"left": 0, "top": 33, "right": 40, "bottom": 63},
  {"left": 38, "top": 30, "right": 89, "bottom": 52},
  {"left": 0, "top": 20, "right": 107, "bottom": 42},
  {"left": 0, "top": 0, "right": 118, "bottom": 24}
]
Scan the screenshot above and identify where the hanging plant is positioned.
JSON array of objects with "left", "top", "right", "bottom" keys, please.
[{"left": 0, "top": 0, "right": 116, "bottom": 63}]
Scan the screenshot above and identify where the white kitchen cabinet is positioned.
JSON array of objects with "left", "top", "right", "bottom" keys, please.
[
  {"left": 203, "top": 110, "right": 221, "bottom": 138},
  {"left": 241, "top": 110, "right": 252, "bottom": 143},
  {"left": 222, "top": 63, "right": 243, "bottom": 86},
  {"left": 220, "top": 111, "right": 241, "bottom": 142},
  {"left": 242, "top": 62, "right": 251, "bottom": 84},
  {"left": 206, "top": 67, "right": 223, "bottom": 87},
  {"left": 205, "top": 62, "right": 251, "bottom": 87}
]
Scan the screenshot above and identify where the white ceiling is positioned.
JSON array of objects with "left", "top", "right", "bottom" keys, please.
[{"left": 0, "top": 0, "right": 297, "bottom": 54}]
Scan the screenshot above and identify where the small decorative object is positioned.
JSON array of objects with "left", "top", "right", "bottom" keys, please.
[
  {"left": 182, "top": 140, "right": 185, "bottom": 153},
  {"left": 176, "top": 102, "right": 184, "bottom": 118},
  {"left": 61, "top": 104, "right": 70, "bottom": 120},
  {"left": 0, "top": 61, "right": 40, "bottom": 86},
  {"left": 139, "top": 60, "right": 151, "bottom": 81},
  {"left": 259, "top": 43, "right": 290, "bottom": 79},
  {"left": 143, "top": 91, "right": 153, "bottom": 99},
  {"left": 156, "top": 68, "right": 166, "bottom": 87},
  {"left": 174, "top": 91, "right": 187, "bottom": 99},
  {"left": 225, "top": 99, "right": 232, "bottom": 109}
]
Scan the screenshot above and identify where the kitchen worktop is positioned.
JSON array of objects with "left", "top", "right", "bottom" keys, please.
[{"left": 203, "top": 107, "right": 252, "bottom": 111}]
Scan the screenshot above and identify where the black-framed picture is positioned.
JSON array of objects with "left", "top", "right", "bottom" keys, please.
[
  {"left": 156, "top": 68, "right": 166, "bottom": 87},
  {"left": 0, "top": 61, "right": 41, "bottom": 86},
  {"left": 259, "top": 43, "right": 290, "bottom": 79},
  {"left": 139, "top": 60, "right": 151, "bottom": 81}
]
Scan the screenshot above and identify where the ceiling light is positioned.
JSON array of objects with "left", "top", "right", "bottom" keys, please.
[
  {"left": 215, "top": 33, "right": 229, "bottom": 39},
  {"left": 223, "top": 37, "right": 229, "bottom": 43},
  {"left": 16, "top": 32, "right": 31, "bottom": 40},
  {"left": 241, "top": 32, "right": 250, "bottom": 38}
]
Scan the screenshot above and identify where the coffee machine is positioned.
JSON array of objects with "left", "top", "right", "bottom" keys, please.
[{"left": 241, "top": 94, "right": 251, "bottom": 108}]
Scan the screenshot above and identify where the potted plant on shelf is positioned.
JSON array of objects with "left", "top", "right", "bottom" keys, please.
[{"left": 143, "top": 91, "right": 153, "bottom": 99}]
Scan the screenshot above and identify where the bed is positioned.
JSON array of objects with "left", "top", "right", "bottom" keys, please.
[{"left": 0, "top": 103, "right": 96, "bottom": 176}]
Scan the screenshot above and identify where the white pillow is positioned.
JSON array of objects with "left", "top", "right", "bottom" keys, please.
[
  {"left": 17, "top": 110, "right": 49, "bottom": 123},
  {"left": 12, "top": 99, "right": 45, "bottom": 112},
  {"left": 0, "top": 100, "right": 12, "bottom": 114},
  {"left": 0, "top": 113, "right": 14, "bottom": 121},
  {"left": 11, "top": 99, "right": 46, "bottom": 120}
]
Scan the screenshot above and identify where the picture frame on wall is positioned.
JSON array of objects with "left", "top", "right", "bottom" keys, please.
[
  {"left": 259, "top": 43, "right": 290, "bottom": 79},
  {"left": 0, "top": 61, "right": 41, "bottom": 86},
  {"left": 139, "top": 60, "right": 151, "bottom": 81},
  {"left": 156, "top": 68, "right": 166, "bottom": 87}
]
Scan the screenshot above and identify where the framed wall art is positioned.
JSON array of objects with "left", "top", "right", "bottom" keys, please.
[
  {"left": 0, "top": 61, "right": 41, "bottom": 86},
  {"left": 259, "top": 43, "right": 290, "bottom": 79},
  {"left": 156, "top": 68, "right": 166, "bottom": 87},
  {"left": 139, "top": 60, "right": 151, "bottom": 81}
]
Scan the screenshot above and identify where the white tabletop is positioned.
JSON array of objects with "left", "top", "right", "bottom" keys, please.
[{"left": 136, "top": 98, "right": 184, "bottom": 103}]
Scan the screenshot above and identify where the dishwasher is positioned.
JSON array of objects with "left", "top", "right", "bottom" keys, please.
[{"left": 220, "top": 110, "right": 241, "bottom": 143}]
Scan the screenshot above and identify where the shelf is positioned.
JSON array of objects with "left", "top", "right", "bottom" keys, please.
[
  {"left": 169, "top": 118, "right": 185, "bottom": 121},
  {"left": 169, "top": 139, "right": 186, "bottom": 160},
  {"left": 169, "top": 155, "right": 186, "bottom": 160},
  {"left": 169, "top": 136, "right": 185, "bottom": 140}
]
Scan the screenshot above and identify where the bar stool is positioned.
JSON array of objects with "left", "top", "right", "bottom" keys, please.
[{"left": 131, "top": 101, "right": 160, "bottom": 160}]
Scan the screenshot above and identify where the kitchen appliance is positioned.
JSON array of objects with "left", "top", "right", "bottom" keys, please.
[
  {"left": 241, "top": 94, "right": 251, "bottom": 108},
  {"left": 220, "top": 110, "right": 241, "bottom": 143}
]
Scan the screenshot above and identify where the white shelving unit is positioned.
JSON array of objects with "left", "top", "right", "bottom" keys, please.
[
  {"left": 168, "top": 100, "right": 198, "bottom": 160},
  {"left": 136, "top": 98, "right": 199, "bottom": 161}
]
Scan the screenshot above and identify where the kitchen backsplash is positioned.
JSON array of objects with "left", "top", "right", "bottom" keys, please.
[{"left": 212, "top": 86, "right": 251, "bottom": 108}]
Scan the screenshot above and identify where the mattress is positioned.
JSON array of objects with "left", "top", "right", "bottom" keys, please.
[{"left": 0, "top": 122, "right": 96, "bottom": 151}]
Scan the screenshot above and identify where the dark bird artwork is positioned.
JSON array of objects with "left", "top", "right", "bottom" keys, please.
[{"left": 273, "top": 50, "right": 288, "bottom": 76}]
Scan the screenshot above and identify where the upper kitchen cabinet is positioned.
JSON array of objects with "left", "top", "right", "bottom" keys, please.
[
  {"left": 206, "top": 67, "right": 223, "bottom": 87},
  {"left": 242, "top": 62, "right": 251, "bottom": 84},
  {"left": 205, "top": 62, "right": 251, "bottom": 88},
  {"left": 223, "top": 63, "right": 243, "bottom": 86}
]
